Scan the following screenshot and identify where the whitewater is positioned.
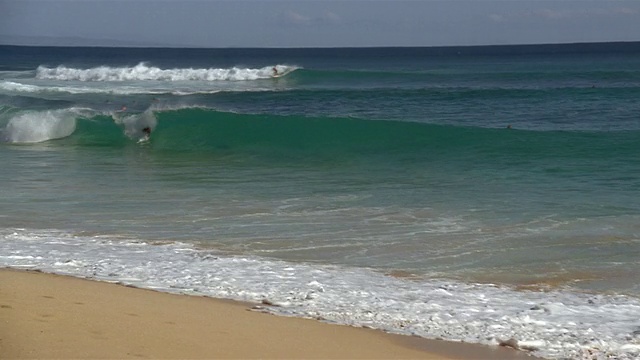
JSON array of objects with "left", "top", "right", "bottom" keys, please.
[
  {"left": 35, "top": 63, "right": 297, "bottom": 81},
  {"left": 3, "top": 229, "right": 640, "bottom": 360}
]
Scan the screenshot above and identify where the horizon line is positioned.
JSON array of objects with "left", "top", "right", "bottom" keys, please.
[{"left": 1, "top": 40, "right": 640, "bottom": 50}]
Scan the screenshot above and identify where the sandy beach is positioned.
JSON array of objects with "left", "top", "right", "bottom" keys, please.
[{"left": 0, "top": 268, "right": 536, "bottom": 359}]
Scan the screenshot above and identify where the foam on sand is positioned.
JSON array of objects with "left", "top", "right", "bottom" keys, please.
[
  {"left": 5, "top": 268, "right": 505, "bottom": 359},
  {"left": 2, "top": 228, "right": 640, "bottom": 359}
]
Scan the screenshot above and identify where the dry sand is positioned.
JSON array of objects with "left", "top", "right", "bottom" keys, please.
[{"left": 0, "top": 268, "right": 536, "bottom": 359}]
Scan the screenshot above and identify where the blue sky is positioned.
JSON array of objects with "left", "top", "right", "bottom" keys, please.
[{"left": 1, "top": 0, "right": 639, "bottom": 47}]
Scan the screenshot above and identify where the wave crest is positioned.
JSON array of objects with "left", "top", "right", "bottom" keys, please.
[
  {"left": 35, "top": 63, "right": 298, "bottom": 82},
  {"left": 1, "top": 108, "right": 86, "bottom": 143}
]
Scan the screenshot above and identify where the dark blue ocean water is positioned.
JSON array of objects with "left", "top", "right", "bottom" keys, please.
[{"left": 1, "top": 44, "right": 640, "bottom": 359}]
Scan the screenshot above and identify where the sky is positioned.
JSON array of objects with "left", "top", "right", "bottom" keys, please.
[{"left": 1, "top": 0, "right": 639, "bottom": 47}]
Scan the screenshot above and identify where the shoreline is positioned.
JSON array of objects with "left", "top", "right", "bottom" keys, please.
[{"left": 0, "top": 268, "right": 536, "bottom": 359}]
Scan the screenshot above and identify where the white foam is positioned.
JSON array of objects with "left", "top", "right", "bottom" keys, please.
[
  {"left": 1, "top": 108, "right": 82, "bottom": 143},
  {"left": 35, "top": 63, "right": 298, "bottom": 82},
  {"left": 0, "top": 80, "right": 273, "bottom": 96},
  {"left": 2, "top": 228, "right": 640, "bottom": 359},
  {"left": 0, "top": 81, "right": 44, "bottom": 93},
  {"left": 0, "top": 80, "right": 168, "bottom": 95},
  {"left": 113, "top": 109, "right": 157, "bottom": 140}
]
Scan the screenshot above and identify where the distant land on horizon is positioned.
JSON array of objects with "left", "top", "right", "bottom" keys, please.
[
  {"left": 0, "top": 34, "right": 175, "bottom": 48},
  {"left": 1, "top": 34, "right": 640, "bottom": 55}
]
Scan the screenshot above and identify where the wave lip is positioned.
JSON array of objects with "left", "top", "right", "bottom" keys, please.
[
  {"left": 0, "top": 107, "right": 94, "bottom": 143},
  {"left": 35, "top": 63, "right": 298, "bottom": 82}
]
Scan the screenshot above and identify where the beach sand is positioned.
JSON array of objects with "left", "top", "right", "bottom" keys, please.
[{"left": 0, "top": 268, "right": 536, "bottom": 359}]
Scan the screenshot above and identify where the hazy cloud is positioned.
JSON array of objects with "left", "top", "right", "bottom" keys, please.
[
  {"left": 322, "top": 11, "right": 341, "bottom": 23},
  {"left": 281, "top": 10, "right": 312, "bottom": 25},
  {"left": 278, "top": 9, "right": 341, "bottom": 26},
  {"left": 489, "top": 6, "right": 639, "bottom": 23},
  {"left": 488, "top": 13, "right": 505, "bottom": 22}
]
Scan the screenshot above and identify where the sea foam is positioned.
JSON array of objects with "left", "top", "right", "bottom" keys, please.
[
  {"left": 2, "top": 228, "right": 640, "bottom": 360},
  {"left": 35, "top": 63, "right": 298, "bottom": 82},
  {"left": 1, "top": 109, "right": 84, "bottom": 143},
  {"left": 0, "top": 80, "right": 222, "bottom": 96}
]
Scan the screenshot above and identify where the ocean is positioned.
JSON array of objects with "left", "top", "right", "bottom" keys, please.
[{"left": 1, "top": 43, "right": 640, "bottom": 359}]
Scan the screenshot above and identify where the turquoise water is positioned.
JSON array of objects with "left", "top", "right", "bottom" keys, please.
[{"left": 2, "top": 44, "right": 640, "bottom": 358}]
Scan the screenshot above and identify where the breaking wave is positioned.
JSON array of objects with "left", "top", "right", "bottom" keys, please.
[
  {"left": 0, "top": 108, "right": 87, "bottom": 143},
  {"left": 3, "top": 106, "right": 638, "bottom": 165},
  {"left": 35, "top": 63, "right": 299, "bottom": 82}
]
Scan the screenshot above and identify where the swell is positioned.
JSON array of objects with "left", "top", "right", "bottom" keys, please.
[
  {"left": 6, "top": 107, "right": 636, "bottom": 164},
  {"left": 7, "top": 64, "right": 640, "bottom": 90},
  {"left": 292, "top": 68, "right": 640, "bottom": 87}
]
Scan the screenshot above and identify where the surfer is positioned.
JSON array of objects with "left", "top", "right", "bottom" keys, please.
[
  {"left": 272, "top": 66, "right": 278, "bottom": 76},
  {"left": 138, "top": 127, "right": 152, "bottom": 143}
]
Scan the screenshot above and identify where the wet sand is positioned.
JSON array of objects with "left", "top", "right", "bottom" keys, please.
[{"left": 0, "top": 268, "right": 536, "bottom": 359}]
